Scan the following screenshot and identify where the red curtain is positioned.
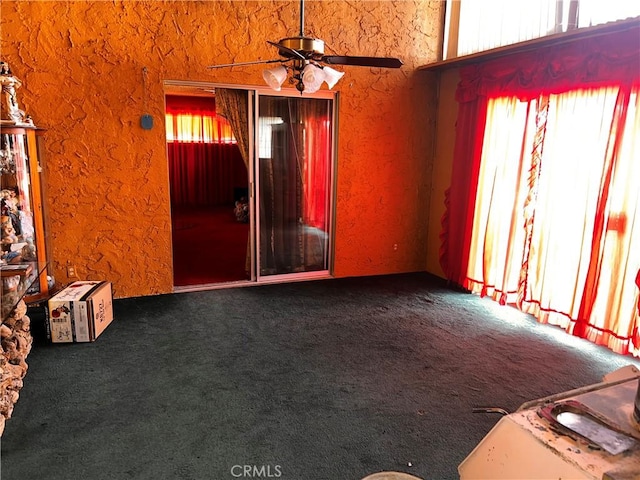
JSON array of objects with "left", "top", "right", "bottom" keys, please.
[
  {"left": 439, "top": 98, "right": 487, "bottom": 286},
  {"left": 440, "top": 24, "right": 640, "bottom": 287},
  {"left": 303, "top": 114, "right": 331, "bottom": 230},
  {"left": 166, "top": 142, "right": 245, "bottom": 206},
  {"left": 165, "top": 95, "right": 247, "bottom": 208}
]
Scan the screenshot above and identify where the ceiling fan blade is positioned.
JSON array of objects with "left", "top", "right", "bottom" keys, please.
[
  {"left": 207, "top": 58, "right": 284, "bottom": 69},
  {"left": 267, "top": 40, "right": 307, "bottom": 60},
  {"left": 321, "top": 56, "right": 403, "bottom": 68}
]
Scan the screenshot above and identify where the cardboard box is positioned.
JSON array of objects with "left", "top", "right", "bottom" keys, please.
[
  {"left": 47, "top": 281, "right": 114, "bottom": 343},
  {"left": 86, "top": 282, "right": 114, "bottom": 340}
]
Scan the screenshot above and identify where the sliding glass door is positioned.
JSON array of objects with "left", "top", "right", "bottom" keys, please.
[
  {"left": 164, "top": 81, "right": 336, "bottom": 289},
  {"left": 256, "top": 94, "right": 335, "bottom": 279}
]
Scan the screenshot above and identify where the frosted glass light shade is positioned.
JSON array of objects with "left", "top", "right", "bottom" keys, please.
[
  {"left": 262, "top": 65, "right": 288, "bottom": 91},
  {"left": 301, "top": 64, "right": 325, "bottom": 93},
  {"left": 322, "top": 66, "right": 345, "bottom": 89}
]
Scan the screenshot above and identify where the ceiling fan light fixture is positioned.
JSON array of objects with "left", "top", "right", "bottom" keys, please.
[
  {"left": 301, "top": 63, "right": 325, "bottom": 93},
  {"left": 322, "top": 66, "right": 345, "bottom": 89},
  {"left": 207, "top": 1, "right": 403, "bottom": 93},
  {"left": 262, "top": 65, "right": 288, "bottom": 91}
]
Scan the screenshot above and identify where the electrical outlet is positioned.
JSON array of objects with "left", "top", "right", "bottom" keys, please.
[{"left": 67, "top": 264, "right": 77, "bottom": 278}]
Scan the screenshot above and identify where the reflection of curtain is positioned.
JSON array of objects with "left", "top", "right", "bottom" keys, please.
[
  {"left": 441, "top": 25, "right": 640, "bottom": 356},
  {"left": 303, "top": 114, "right": 331, "bottom": 229},
  {"left": 165, "top": 95, "right": 244, "bottom": 208},
  {"left": 259, "top": 96, "right": 332, "bottom": 276}
]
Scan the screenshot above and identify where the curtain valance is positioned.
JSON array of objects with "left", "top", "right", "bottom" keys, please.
[
  {"left": 456, "top": 23, "right": 640, "bottom": 103},
  {"left": 165, "top": 95, "right": 217, "bottom": 115}
]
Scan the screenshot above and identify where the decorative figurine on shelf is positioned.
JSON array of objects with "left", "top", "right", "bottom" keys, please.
[
  {"left": 6, "top": 242, "right": 36, "bottom": 264},
  {"left": 0, "top": 61, "right": 31, "bottom": 125},
  {"left": 1, "top": 215, "right": 19, "bottom": 256},
  {"left": 0, "top": 188, "right": 21, "bottom": 237}
]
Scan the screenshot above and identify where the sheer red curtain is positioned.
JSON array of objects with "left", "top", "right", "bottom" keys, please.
[
  {"left": 440, "top": 24, "right": 640, "bottom": 354},
  {"left": 441, "top": 25, "right": 640, "bottom": 285},
  {"left": 165, "top": 95, "right": 245, "bottom": 208}
]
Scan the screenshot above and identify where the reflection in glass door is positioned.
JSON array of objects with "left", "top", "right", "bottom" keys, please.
[{"left": 256, "top": 95, "right": 334, "bottom": 278}]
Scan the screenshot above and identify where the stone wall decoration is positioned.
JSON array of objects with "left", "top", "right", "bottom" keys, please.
[{"left": 0, "top": 298, "right": 32, "bottom": 436}]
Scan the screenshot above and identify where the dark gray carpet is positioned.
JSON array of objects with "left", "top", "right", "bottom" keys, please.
[{"left": 2, "top": 272, "right": 638, "bottom": 480}]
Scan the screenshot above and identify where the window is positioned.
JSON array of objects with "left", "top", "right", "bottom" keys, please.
[
  {"left": 165, "top": 113, "right": 236, "bottom": 144},
  {"left": 165, "top": 95, "right": 236, "bottom": 144},
  {"left": 443, "top": 0, "right": 640, "bottom": 60}
]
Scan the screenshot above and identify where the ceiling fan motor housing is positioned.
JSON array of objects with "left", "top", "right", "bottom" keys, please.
[{"left": 279, "top": 37, "right": 325, "bottom": 57}]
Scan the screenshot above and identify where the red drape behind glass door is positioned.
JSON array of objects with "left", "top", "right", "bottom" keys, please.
[
  {"left": 440, "top": 23, "right": 640, "bottom": 288},
  {"left": 167, "top": 142, "right": 245, "bottom": 206},
  {"left": 166, "top": 95, "right": 246, "bottom": 208}
]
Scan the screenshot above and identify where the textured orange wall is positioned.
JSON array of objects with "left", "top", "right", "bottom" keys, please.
[{"left": 0, "top": 1, "right": 443, "bottom": 298}]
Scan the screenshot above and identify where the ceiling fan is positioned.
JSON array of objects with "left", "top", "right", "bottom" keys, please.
[{"left": 207, "top": 0, "right": 403, "bottom": 93}]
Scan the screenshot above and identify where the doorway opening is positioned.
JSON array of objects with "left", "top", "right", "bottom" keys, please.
[{"left": 165, "top": 92, "right": 250, "bottom": 287}]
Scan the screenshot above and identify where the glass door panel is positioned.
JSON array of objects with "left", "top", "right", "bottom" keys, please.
[
  {"left": 256, "top": 95, "right": 334, "bottom": 277},
  {"left": 1, "top": 127, "right": 49, "bottom": 301}
]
